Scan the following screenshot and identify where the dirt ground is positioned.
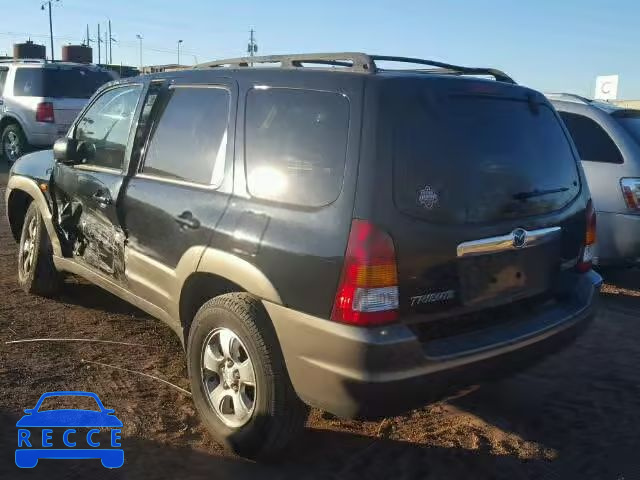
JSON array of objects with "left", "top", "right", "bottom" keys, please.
[{"left": 2, "top": 162, "right": 640, "bottom": 479}]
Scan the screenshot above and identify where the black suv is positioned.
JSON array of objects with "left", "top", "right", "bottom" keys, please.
[{"left": 5, "top": 53, "right": 601, "bottom": 459}]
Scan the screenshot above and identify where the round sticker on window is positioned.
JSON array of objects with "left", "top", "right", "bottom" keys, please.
[{"left": 417, "top": 185, "right": 439, "bottom": 209}]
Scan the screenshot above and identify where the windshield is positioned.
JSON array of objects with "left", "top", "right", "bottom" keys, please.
[
  {"left": 13, "top": 67, "right": 113, "bottom": 99},
  {"left": 614, "top": 112, "right": 640, "bottom": 144},
  {"left": 391, "top": 85, "right": 580, "bottom": 224}
]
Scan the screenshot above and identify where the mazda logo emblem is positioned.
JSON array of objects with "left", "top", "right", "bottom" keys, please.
[{"left": 512, "top": 228, "right": 527, "bottom": 248}]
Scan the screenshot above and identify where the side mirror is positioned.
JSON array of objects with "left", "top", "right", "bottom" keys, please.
[
  {"left": 53, "top": 137, "right": 79, "bottom": 164},
  {"left": 23, "top": 408, "right": 33, "bottom": 414}
]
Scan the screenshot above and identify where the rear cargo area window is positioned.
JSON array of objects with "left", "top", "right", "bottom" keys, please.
[
  {"left": 245, "top": 88, "right": 350, "bottom": 207},
  {"left": 13, "top": 67, "right": 112, "bottom": 98},
  {"left": 391, "top": 90, "right": 581, "bottom": 224},
  {"left": 559, "top": 112, "right": 623, "bottom": 164}
]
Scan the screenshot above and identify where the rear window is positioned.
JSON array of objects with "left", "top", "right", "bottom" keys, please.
[
  {"left": 245, "top": 88, "right": 350, "bottom": 207},
  {"left": 13, "top": 67, "right": 112, "bottom": 98},
  {"left": 391, "top": 88, "right": 581, "bottom": 224},
  {"left": 613, "top": 111, "right": 640, "bottom": 145}
]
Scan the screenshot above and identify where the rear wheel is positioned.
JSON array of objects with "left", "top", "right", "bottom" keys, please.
[
  {"left": 2, "top": 123, "right": 28, "bottom": 164},
  {"left": 17, "top": 202, "right": 63, "bottom": 296},
  {"left": 187, "top": 293, "right": 308, "bottom": 460}
]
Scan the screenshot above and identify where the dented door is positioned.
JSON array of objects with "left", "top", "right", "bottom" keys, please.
[{"left": 52, "top": 83, "right": 144, "bottom": 283}]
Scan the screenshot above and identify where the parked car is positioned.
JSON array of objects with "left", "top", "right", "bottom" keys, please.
[
  {"left": 548, "top": 93, "right": 640, "bottom": 267},
  {"left": 5, "top": 52, "right": 601, "bottom": 459},
  {"left": 0, "top": 59, "right": 115, "bottom": 164}
]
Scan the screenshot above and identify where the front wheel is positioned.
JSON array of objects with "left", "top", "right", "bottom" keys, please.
[
  {"left": 18, "top": 202, "right": 63, "bottom": 296},
  {"left": 187, "top": 293, "right": 308, "bottom": 460}
]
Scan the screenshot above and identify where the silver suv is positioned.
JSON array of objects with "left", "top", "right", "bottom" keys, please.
[
  {"left": 548, "top": 93, "right": 640, "bottom": 266},
  {"left": 0, "top": 59, "right": 115, "bottom": 164}
]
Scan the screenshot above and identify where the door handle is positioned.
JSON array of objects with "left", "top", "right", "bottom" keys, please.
[
  {"left": 174, "top": 211, "right": 201, "bottom": 230},
  {"left": 92, "top": 190, "right": 112, "bottom": 207}
]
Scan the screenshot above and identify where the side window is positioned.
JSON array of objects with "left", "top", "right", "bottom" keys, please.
[
  {"left": 13, "top": 68, "right": 42, "bottom": 96},
  {"left": 131, "top": 81, "right": 164, "bottom": 164},
  {"left": 559, "top": 111, "right": 623, "bottom": 164},
  {"left": 141, "top": 86, "right": 230, "bottom": 186},
  {"left": 74, "top": 84, "right": 143, "bottom": 169},
  {"left": 0, "top": 68, "right": 8, "bottom": 95},
  {"left": 245, "top": 88, "right": 350, "bottom": 207}
]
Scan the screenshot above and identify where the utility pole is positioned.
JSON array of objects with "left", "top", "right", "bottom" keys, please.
[
  {"left": 41, "top": 1, "right": 59, "bottom": 61},
  {"left": 97, "top": 23, "right": 101, "bottom": 64},
  {"left": 247, "top": 29, "right": 258, "bottom": 63},
  {"left": 177, "top": 39, "right": 183, "bottom": 66},
  {"left": 108, "top": 20, "right": 113, "bottom": 64},
  {"left": 85, "top": 24, "right": 90, "bottom": 47},
  {"left": 136, "top": 34, "right": 143, "bottom": 72}
]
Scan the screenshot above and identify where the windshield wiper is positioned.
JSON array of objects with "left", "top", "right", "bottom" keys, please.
[{"left": 513, "top": 187, "right": 569, "bottom": 201}]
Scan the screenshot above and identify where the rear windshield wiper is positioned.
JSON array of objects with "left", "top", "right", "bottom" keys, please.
[{"left": 513, "top": 187, "right": 569, "bottom": 200}]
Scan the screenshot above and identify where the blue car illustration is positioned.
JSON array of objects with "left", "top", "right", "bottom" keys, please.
[{"left": 15, "top": 391, "right": 124, "bottom": 469}]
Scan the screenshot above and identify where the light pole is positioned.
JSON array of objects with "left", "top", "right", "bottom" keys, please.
[
  {"left": 136, "top": 34, "right": 143, "bottom": 72},
  {"left": 177, "top": 39, "right": 183, "bottom": 66},
  {"left": 40, "top": 0, "right": 59, "bottom": 61}
]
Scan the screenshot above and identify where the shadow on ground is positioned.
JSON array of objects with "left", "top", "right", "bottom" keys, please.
[
  {"left": 58, "top": 281, "right": 149, "bottom": 319},
  {"left": 0, "top": 409, "right": 561, "bottom": 480}
]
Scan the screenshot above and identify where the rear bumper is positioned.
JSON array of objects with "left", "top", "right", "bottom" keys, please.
[
  {"left": 597, "top": 211, "right": 640, "bottom": 266},
  {"left": 265, "top": 270, "right": 602, "bottom": 419},
  {"left": 25, "top": 124, "right": 69, "bottom": 147}
]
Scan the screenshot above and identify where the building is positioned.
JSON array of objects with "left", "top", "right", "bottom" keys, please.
[
  {"left": 141, "top": 63, "right": 188, "bottom": 74},
  {"left": 613, "top": 100, "right": 640, "bottom": 110}
]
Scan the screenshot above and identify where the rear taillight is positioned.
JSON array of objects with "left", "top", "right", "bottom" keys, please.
[
  {"left": 331, "top": 220, "right": 399, "bottom": 326},
  {"left": 35, "top": 102, "right": 55, "bottom": 123},
  {"left": 577, "top": 199, "right": 597, "bottom": 273},
  {"left": 621, "top": 178, "right": 640, "bottom": 211}
]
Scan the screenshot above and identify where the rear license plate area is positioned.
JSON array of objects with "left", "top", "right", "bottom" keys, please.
[{"left": 458, "top": 246, "right": 559, "bottom": 306}]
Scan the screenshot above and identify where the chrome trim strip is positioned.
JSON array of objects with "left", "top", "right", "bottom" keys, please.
[
  {"left": 72, "top": 164, "right": 123, "bottom": 175},
  {"left": 457, "top": 227, "right": 561, "bottom": 258},
  {"left": 135, "top": 173, "right": 221, "bottom": 190}
]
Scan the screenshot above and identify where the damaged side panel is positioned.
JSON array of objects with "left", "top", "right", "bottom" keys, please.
[{"left": 52, "top": 164, "right": 127, "bottom": 284}]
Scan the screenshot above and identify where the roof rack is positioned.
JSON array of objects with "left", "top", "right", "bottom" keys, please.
[
  {"left": 545, "top": 93, "right": 592, "bottom": 104},
  {"left": 195, "top": 52, "right": 516, "bottom": 83}
]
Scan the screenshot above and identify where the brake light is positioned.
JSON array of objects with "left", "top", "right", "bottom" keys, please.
[
  {"left": 577, "top": 199, "right": 597, "bottom": 273},
  {"left": 331, "top": 220, "right": 399, "bottom": 326},
  {"left": 35, "top": 102, "right": 55, "bottom": 123},
  {"left": 621, "top": 178, "right": 640, "bottom": 211}
]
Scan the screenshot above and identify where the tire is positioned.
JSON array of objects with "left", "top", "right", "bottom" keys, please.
[
  {"left": 187, "top": 293, "right": 309, "bottom": 460},
  {"left": 2, "top": 123, "right": 28, "bottom": 165},
  {"left": 17, "top": 202, "right": 63, "bottom": 296}
]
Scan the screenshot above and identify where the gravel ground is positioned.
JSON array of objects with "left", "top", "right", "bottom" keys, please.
[{"left": 2, "top": 161, "right": 640, "bottom": 479}]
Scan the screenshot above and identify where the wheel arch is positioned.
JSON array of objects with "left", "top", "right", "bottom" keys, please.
[
  {"left": 5, "top": 176, "right": 62, "bottom": 256},
  {"left": 178, "top": 249, "right": 282, "bottom": 342},
  {"left": 0, "top": 114, "right": 25, "bottom": 135}
]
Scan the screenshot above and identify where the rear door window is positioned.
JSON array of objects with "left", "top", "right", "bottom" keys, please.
[
  {"left": 244, "top": 88, "right": 350, "bottom": 207},
  {"left": 392, "top": 89, "right": 581, "bottom": 224},
  {"left": 13, "top": 67, "right": 112, "bottom": 98},
  {"left": 140, "top": 86, "right": 230, "bottom": 186},
  {"left": 558, "top": 111, "right": 623, "bottom": 164}
]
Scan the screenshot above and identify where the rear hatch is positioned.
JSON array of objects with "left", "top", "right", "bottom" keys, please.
[
  {"left": 19, "top": 66, "right": 113, "bottom": 133},
  {"left": 375, "top": 77, "right": 587, "bottom": 320}
]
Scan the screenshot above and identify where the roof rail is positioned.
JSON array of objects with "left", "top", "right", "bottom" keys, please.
[
  {"left": 195, "top": 52, "right": 516, "bottom": 83},
  {"left": 545, "top": 93, "right": 592, "bottom": 104}
]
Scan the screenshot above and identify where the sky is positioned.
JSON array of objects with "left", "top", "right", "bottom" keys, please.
[{"left": 2, "top": 0, "right": 640, "bottom": 98}]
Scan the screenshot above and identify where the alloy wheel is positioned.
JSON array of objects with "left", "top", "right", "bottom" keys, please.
[{"left": 201, "top": 327, "right": 257, "bottom": 428}]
